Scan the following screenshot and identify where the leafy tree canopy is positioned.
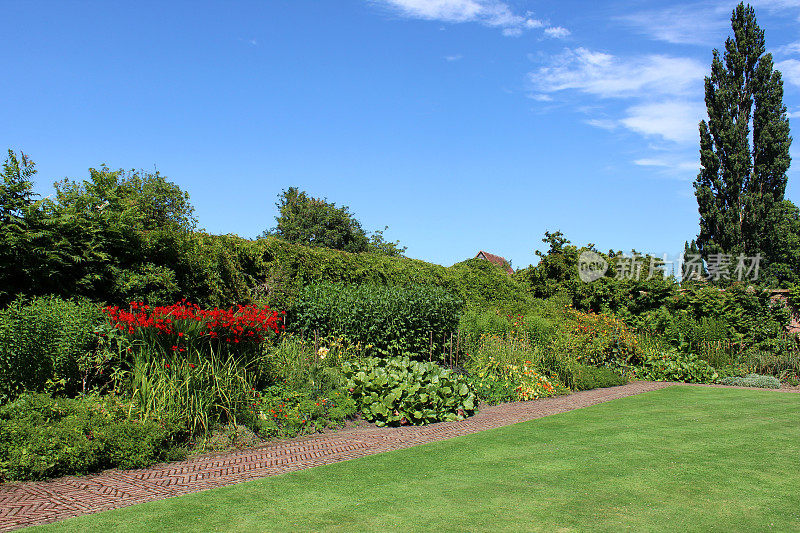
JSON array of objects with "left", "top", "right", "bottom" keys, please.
[{"left": 264, "top": 187, "right": 406, "bottom": 256}]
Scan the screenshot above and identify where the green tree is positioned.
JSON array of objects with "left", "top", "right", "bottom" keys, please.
[
  {"left": 694, "top": 3, "right": 792, "bottom": 265},
  {"left": 265, "top": 187, "right": 405, "bottom": 256},
  {"left": 0, "top": 150, "right": 38, "bottom": 304}
]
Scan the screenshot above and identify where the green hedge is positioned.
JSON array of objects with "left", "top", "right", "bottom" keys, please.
[
  {"left": 0, "top": 296, "right": 101, "bottom": 401},
  {"left": 288, "top": 283, "right": 461, "bottom": 358},
  {"left": 179, "top": 235, "right": 533, "bottom": 312}
]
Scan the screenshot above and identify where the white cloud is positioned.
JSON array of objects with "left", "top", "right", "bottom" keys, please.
[
  {"left": 531, "top": 48, "right": 705, "bottom": 99},
  {"left": 527, "top": 93, "right": 553, "bottom": 102},
  {"left": 633, "top": 157, "right": 700, "bottom": 180},
  {"left": 544, "top": 26, "right": 570, "bottom": 39},
  {"left": 444, "top": 54, "right": 463, "bottom": 61},
  {"left": 372, "top": 0, "right": 554, "bottom": 36},
  {"left": 776, "top": 59, "right": 800, "bottom": 88},
  {"left": 621, "top": 1, "right": 800, "bottom": 46},
  {"left": 621, "top": 101, "right": 706, "bottom": 144},
  {"left": 618, "top": 4, "right": 730, "bottom": 46},
  {"left": 585, "top": 118, "right": 618, "bottom": 131},
  {"left": 634, "top": 158, "right": 699, "bottom": 171},
  {"left": 775, "top": 41, "right": 800, "bottom": 55},
  {"left": 789, "top": 109, "right": 800, "bottom": 118}
]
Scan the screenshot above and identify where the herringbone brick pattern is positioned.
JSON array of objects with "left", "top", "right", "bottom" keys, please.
[{"left": 0, "top": 382, "right": 674, "bottom": 531}]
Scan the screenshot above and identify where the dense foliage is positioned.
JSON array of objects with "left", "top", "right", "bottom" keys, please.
[
  {"left": 0, "top": 296, "right": 102, "bottom": 401},
  {"left": 635, "top": 352, "right": 719, "bottom": 384},
  {"left": 342, "top": 356, "right": 476, "bottom": 426},
  {"left": 572, "top": 365, "right": 628, "bottom": 391},
  {"left": 694, "top": 4, "right": 793, "bottom": 279},
  {"left": 263, "top": 186, "right": 406, "bottom": 256},
  {"left": 288, "top": 283, "right": 461, "bottom": 358},
  {"left": 0, "top": 394, "right": 187, "bottom": 481}
]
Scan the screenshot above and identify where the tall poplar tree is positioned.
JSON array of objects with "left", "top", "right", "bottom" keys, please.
[{"left": 694, "top": 3, "right": 792, "bottom": 261}]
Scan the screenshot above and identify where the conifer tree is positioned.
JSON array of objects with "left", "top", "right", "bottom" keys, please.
[{"left": 694, "top": 3, "right": 792, "bottom": 261}]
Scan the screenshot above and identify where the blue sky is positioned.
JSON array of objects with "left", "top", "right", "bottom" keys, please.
[{"left": 2, "top": 0, "right": 800, "bottom": 268}]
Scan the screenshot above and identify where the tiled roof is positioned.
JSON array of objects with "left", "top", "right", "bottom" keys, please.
[{"left": 476, "top": 250, "right": 514, "bottom": 275}]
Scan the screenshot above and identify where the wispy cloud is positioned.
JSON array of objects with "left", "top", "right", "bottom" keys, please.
[
  {"left": 529, "top": 48, "right": 707, "bottom": 144},
  {"left": 371, "top": 0, "right": 566, "bottom": 37},
  {"left": 620, "top": 1, "right": 800, "bottom": 46},
  {"left": 531, "top": 48, "right": 705, "bottom": 99},
  {"left": 776, "top": 59, "right": 800, "bottom": 88},
  {"left": 584, "top": 118, "right": 618, "bottom": 131},
  {"left": 775, "top": 40, "right": 800, "bottom": 55},
  {"left": 544, "top": 26, "right": 570, "bottom": 39},
  {"left": 633, "top": 157, "right": 700, "bottom": 180},
  {"left": 622, "top": 101, "right": 706, "bottom": 143},
  {"left": 444, "top": 54, "right": 463, "bottom": 61},
  {"left": 618, "top": 3, "right": 730, "bottom": 46}
]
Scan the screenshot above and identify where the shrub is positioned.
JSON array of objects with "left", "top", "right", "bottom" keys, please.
[
  {"left": 561, "top": 309, "right": 642, "bottom": 369},
  {"left": 0, "top": 296, "right": 101, "bottom": 401},
  {"left": 718, "top": 373, "right": 781, "bottom": 389},
  {"left": 459, "top": 308, "right": 556, "bottom": 347},
  {"left": 636, "top": 352, "right": 718, "bottom": 384},
  {"left": 467, "top": 356, "right": 567, "bottom": 405},
  {"left": 288, "top": 283, "right": 461, "bottom": 359},
  {"left": 0, "top": 394, "right": 186, "bottom": 481},
  {"left": 342, "top": 356, "right": 476, "bottom": 426},
  {"left": 463, "top": 331, "right": 580, "bottom": 391},
  {"left": 572, "top": 364, "right": 627, "bottom": 391},
  {"left": 255, "top": 383, "right": 356, "bottom": 438}
]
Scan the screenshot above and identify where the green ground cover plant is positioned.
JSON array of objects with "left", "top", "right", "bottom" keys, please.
[
  {"left": 719, "top": 373, "right": 781, "bottom": 388},
  {"left": 33, "top": 386, "right": 800, "bottom": 532},
  {"left": 341, "top": 356, "right": 475, "bottom": 426}
]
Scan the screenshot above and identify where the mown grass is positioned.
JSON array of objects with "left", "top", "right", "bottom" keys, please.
[{"left": 30, "top": 386, "right": 800, "bottom": 532}]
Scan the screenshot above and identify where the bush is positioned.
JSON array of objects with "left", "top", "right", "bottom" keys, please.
[
  {"left": 718, "top": 373, "right": 781, "bottom": 389},
  {"left": 459, "top": 308, "right": 556, "bottom": 347},
  {"left": 255, "top": 383, "right": 356, "bottom": 438},
  {"left": 636, "top": 352, "right": 718, "bottom": 384},
  {"left": 0, "top": 296, "right": 101, "bottom": 401},
  {"left": 572, "top": 365, "right": 628, "bottom": 391},
  {"left": 560, "top": 309, "right": 642, "bottom": 369},
  {"left": 467, "top": 356, "right": 567, "bottom": 404},
  {"left": 288, "top": 283, "right": 461, "bottom": 359},
  {"left": 342, "top": 356, "right": 475, "bottom": 426},
  {"left": 0, "top": 393, "right": 186, "bottom": 481}
]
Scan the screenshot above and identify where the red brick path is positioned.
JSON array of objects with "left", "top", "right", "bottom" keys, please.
[{"left": 0, "top": 381, "right": 674, "bottom": 531}]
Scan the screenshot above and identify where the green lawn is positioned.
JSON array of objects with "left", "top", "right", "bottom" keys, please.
[{"left": 31, "top": 386, "right": 800, "bottom": 532}]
